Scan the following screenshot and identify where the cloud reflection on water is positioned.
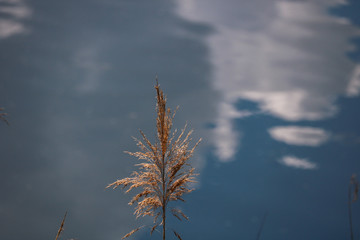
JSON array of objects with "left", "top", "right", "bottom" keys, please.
[
  {"left": 176, "top": 0, "right": 360, "bottom": 162},
  {"left": 0, "top": 0, "right": 31, "bottom": 39},
  {"left": 279, "top": 155, "right": 317, "bottom": 170},
  {"left": 268, "top": 126, "right": 330, "bottom": 146}
]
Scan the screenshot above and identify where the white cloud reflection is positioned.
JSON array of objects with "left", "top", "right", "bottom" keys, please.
[
  {"left": 73, "top": 46, "right": 111, "bottom": 93},
  {"left": 176, "top": 0, "right": 360, "bottom": 161},
  {"left": 279, "top": 156, "right": 317, "bottom": 170},
  {"left": 268, "top": 126, "right": 330, "bottom": 146},
  {"left": 0, "top": 0, "right": 31, "bottom": 39},
  {"left": 347, "top": 65, "right": 360, "bottom": 96},
  {"left": 213, "top": 102, "right": 255, "bottom": 161}
]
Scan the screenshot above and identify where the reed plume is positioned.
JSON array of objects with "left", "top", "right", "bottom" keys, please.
[{"left": 107, "top": 80, "right": 201, "bottom": 240}]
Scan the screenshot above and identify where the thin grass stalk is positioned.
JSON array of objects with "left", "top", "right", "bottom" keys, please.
[
  {"left": 55, "top": 211, "right": 67, "bottom": 240},
  {"left": 156, "top": 79, "right": 167, "bottom": 240},
  {"left": 256, "top": 212, "right": 267, "bottom": 240},
  {"left": 349, "top": 183, "right": 354, "bottom": 240},
  {"left": 349, "top": 174, "right": 358, "bottom": 240}
]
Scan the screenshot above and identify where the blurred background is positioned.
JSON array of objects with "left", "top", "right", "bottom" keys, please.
[{"left": 1, "top": 0, "right": 360, "bottom": 239}]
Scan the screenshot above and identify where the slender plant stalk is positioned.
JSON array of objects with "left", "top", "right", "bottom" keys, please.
[
  {"left": 349, "top": 174, "right": 358, "bottom": 240},
  {"left": 107, "top": 80, "right": 201, "bottom": 240},
  {"left": 55, "top": 211, "right": 67, "bottom": 240},
  {"left": 349, "top": 184, "right": 354, "bottom": 240},
  {"left": 256, "top": 212, "right": 268, "bottom": 240}
]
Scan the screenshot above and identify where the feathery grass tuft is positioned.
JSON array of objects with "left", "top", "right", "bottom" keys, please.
[{"left": 107, "top": 80, "right": 201, "bottom": 240}]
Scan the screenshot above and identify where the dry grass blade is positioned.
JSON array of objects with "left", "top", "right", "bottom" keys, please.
[
  {"left": 122, "top": 226, "right": 144, "bottom": 239},
  {"left": 55, "top": 211, "right": 67, "bottom": 240},
  {"left": 107, "top": 80, "right": 200, "bottom": 240},
  {"left": 171, "top": 208, "right": 189, "bottom": 221},
  {"left": 150, "top": 223, "right": 159, "bottom": 235},
  {"left": 0, "top": 107, "right": 9, "bottom": 125},
  {"left": 350, "top": 174, "right": 359, "bottom": 202},
  {"left": 173, "top": 230, "right": 182, "bottom": 240}
]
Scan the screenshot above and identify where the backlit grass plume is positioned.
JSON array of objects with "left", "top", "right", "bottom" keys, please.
[{"left": 107, "top": 80, "right": 201, "bottom": 240}]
